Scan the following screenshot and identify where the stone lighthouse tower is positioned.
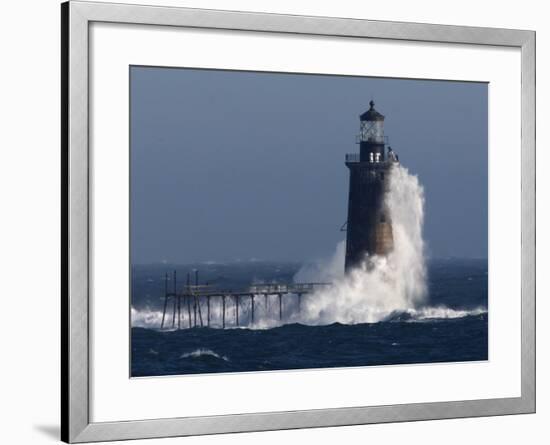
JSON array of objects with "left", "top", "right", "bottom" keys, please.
[{"left": 344, "top": 101, "right": 397, "bottom": 272}]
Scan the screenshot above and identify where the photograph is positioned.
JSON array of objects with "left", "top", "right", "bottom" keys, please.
[
  {"left": 129, "top": 67, "right": 489, "bottom": 377},
  {"left": 0, "top": 0, "right": 541, "bottom": 443}
]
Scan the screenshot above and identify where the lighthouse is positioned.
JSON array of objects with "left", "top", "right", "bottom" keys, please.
[{"left": 344, "top": 101, "right": 397, "bottom": 272}]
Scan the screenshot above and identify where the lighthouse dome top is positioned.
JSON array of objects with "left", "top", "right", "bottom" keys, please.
[{"left": 360, "top": 100, "right": 385, "bottom": 121}]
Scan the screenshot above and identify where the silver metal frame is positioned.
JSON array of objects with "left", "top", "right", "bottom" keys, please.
[{"left": 61, "top": 1, "right": 535, "bottom": 442}]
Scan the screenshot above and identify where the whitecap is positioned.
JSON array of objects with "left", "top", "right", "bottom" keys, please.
[{"left": 180, "top": 348, "right": 229, "bottom": 362}]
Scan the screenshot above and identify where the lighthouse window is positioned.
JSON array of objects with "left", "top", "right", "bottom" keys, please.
[
  {"left": 380, "top": 172, "right": 385, "bottom": 181},
  {"left": 380, "top": 214, "right": 386, "bottom": 223},
  {"left": 375, "top": 153, "right": 381, "bottom": 163},
  {"left": 369, "top": 152, "right": 374, "bottom": 163}
]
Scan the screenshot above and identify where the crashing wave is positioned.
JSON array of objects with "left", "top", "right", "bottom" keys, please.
[{"left": 294, "top": 164, "right": 429, "bottom": 325}]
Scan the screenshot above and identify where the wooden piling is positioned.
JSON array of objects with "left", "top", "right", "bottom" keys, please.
[
  {"left": 197, "top": 297, "right": 204, "bottom": 327},
  {"left": 171, "top": 270, "right": 177, "bottom": 328},
  {"left": 207, "top": 296, "right": 211, "bottom": 327},
  {"left": 177, "top": 295, "right": 181, "bottom": 330},
  {"left": 193, "top": 297, "right": 197, "bottom": 327},
  {"left": 161, "top": 272, "right": 168, "bottom": 329},
  {"left": 186, "top": 273, "right": 192, "bottom": 328},
  {"left": 193, "top": 269, "right": 202, "bottom": 327},
  {"left": 186, "top": 296, "right": 192, "bottom": 329},
  {"left": 222, "top": 295, "right": 226, "bottom": 329}
]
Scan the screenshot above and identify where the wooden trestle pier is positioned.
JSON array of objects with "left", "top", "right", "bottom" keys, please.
[{"left": 160, "top": 270, "right": 331, "bottom": 329}]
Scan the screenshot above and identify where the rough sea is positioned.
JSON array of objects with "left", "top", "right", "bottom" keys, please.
[{"left": 131, "top": 258, "right": 488, "bottom": 377}]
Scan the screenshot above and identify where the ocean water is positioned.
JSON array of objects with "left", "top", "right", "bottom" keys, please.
[{"left": 131, "top": 258, "right": 488, "bottom": 377}]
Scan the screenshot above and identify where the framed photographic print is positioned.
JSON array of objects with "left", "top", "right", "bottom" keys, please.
[{"left": 61, "top": 1, "right": 535, "bottom": 442}]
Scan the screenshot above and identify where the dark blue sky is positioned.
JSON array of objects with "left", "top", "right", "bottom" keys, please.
[{"left": 130, "top": 67, "right": 487, "bottom": 264}]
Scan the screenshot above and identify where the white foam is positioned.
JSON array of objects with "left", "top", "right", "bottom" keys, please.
[
  {"left": 131, "top": 307, "right": 164, "bottom": 329},
  {"left": 402, "top": 306, "right": 487, "bottom": 321},
  {"left": 295, "top": 164, "right": 429, "bottom": 325},
  {"left": 180, "top": 348, "right": 229, "bottom": 361}
]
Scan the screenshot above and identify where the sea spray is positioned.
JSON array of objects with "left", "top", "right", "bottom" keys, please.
[
  {"left": 295, "top": 164, "right": 428, "bottom": 324},
  {"left": 131, "top": 306, "right": 164, "bottom": 329}
]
